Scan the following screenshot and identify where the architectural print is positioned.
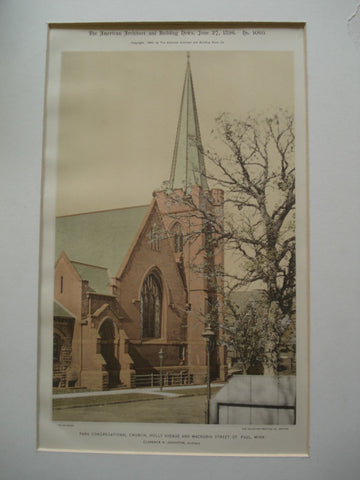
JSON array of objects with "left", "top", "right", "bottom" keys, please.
[{"left": 51, "top": 50, "right": 298, "bottom": 427}]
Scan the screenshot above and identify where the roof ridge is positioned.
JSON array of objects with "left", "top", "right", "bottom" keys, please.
[
  {"left": 71, "top": 260, "right": 109, "bottom": 271},
  {"left": 57, "top": 204, "right": 149, "bottom": 218}
]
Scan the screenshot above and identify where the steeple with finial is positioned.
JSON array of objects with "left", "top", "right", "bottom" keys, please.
[{"left": 168, "top": 53, "right": 208, "bottom": 192}]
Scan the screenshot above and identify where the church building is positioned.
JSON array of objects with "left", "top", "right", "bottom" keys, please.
[{"left": 53, "top": 58, "right": 227, "bottom": 391}]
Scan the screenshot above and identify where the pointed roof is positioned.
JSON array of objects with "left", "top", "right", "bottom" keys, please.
[
  {"left": 71, "top": 261, "right": 111, "bottom": 294},
  {"left": 54, "top": 299, "right": 75, "bottom": 319},
  {"left": 56, "top": 205, "right": 148, "bottom": 277},
  {"left": 169, "top": 55, "right": 208, "bottom": 191}
]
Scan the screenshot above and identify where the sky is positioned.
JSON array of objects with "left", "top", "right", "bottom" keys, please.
[{"left": 56, "top": 50, "right": 294, "bottom": 216}]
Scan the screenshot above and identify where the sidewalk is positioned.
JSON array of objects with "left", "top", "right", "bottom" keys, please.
[{"left": 53, "top": 384, "right": 223, "bottom": 399}]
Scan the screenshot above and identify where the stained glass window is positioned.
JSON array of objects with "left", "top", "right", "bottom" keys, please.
[{"left": 141, "top": 273, "right": 162, "bottom": 338}]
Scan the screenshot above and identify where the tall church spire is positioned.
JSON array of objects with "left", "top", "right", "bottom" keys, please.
[{"left": 169, "top": 54, "right": 208, "bottom": 191}]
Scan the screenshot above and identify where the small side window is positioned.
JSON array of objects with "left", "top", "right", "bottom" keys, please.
[{"left": 171, "top": 223, "right": 183, "bottom": 253}]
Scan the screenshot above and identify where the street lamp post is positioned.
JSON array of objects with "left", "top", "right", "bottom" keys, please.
[
  {"left": 158, "top": 348, "right": 164, "bottom": 391},
  {"left": 202, "top": 326, "right": 215, "bottom": 424}
]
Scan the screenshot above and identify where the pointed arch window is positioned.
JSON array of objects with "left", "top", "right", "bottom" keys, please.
[
  {"left": 171, "top": 222, "right": 184, "bottom": 253},
  {"left": 141, "top": 273, "right": 162, "bottom": 338}
]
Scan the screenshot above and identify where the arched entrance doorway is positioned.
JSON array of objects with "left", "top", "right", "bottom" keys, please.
[{"left": 98, "top": 319, "right": 120, "bottom": 388}]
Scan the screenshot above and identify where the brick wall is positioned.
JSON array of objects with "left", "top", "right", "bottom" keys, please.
[{"left": 53, "top": 319, "right": 74, "bottom": 388}]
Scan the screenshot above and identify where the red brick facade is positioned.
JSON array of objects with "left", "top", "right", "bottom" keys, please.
[{"left": 54, "top": 192, "right": 227, "bottom": 391}]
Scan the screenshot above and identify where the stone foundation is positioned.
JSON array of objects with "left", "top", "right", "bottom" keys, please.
[{"left": 80, "top": 370, "right": 109, "bottom": 391}]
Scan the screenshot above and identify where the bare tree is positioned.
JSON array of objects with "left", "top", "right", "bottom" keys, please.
[
  {"left": 222, "top": 296, "right": 267, "bottom": 374},
  {"left": 163, "top": 109, "right": 296, "bottom": 374},
  {"left": 210, "top": 109, "right": 295, "bottom": 309}
]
